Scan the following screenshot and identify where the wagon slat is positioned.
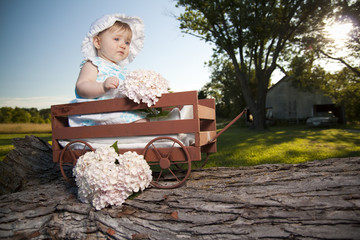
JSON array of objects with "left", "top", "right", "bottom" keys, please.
[
  {"left": 51, "top": 91, "right": 218, "bottom": 188},
  {"left": 52, "top": 119, "right": 198, "bottom": 139}
]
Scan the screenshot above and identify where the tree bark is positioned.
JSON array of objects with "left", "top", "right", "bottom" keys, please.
[{"left": 1, "top": 136, "right": 360, "bottom": 239}]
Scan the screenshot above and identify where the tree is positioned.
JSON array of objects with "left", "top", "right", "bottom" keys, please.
[
  {"left": 0, "top": 107, "right": 51, "bottom": 123},
  {"left": 200, "top": 57, "right": 247, "bottom": 118},
  {"left": 176, "top": 0, "right": 333, "bottom": 129},
  {"left": 0, "top": 107, "right": 13, "bottom": 123},
  {"left": 282, "top": 2, "right": 360, "bottom": 122},
  {"left": 27, "top": 108, "right": 42, "bottom": 123},
  {"left": 287, "top": 51, "right": 328, "bottom": 91},
  {"left": 325, "top": 68, "right": 360, "bottom": 121},
  {"left": 312, "top": 0, "right": 360, "bottom": 77},
  {"left": 12, "top": 107, "right": 31, "bottom": 123},
  {"left": 40, "top": 108, "right": 51, "bottom": 123}
]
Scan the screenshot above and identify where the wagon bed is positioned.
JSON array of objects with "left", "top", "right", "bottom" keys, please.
[{"left": 51, "top": 91, "right": 218, "bottom": 188}]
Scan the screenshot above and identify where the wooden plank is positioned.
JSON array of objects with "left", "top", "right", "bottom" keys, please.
[
  {"left": 142, "top": 146, "right": 201, "bottom": 163},
  {"left": 200, "top": 119, "right": 216, "bottom": 132},
  {"left": 199, "top": 98, "right": 215, "bottom": 108},
  {"left": 199, "top": 98, "right": 216, "bottom": 134},
  {"left": 201, "top": 141, "right": 217, "bottom": 153},
  {"left": 199, "top": 131, "right": 217, "bottom": 146},
  {"left": 198, "top": 105, "right": 215, "bottom": 120},
  {"left": 53, "top": 142, "right": 201, "bottom": 162},
  {"left": 51, "top": 91, "right": 199, "bottom": 116},
  {"left": 52, "top": 119, "right": 198, "bottom": 140}
]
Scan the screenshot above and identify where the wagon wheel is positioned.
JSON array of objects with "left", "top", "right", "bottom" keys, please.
[
  {"left": 59, "top": 140, "right": 94, "bottom": 182},
  {"left": 142, "top": 136, "right": 191, "bottom": 189}
]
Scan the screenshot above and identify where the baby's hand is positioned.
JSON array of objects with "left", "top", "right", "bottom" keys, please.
[{"left": 103, "top": 77, "right": 119, "bottom": 91}]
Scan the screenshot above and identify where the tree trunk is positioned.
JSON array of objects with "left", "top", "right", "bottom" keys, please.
[
  {"left": 233, "top": 67, "right": 268, "bottom": 130},
  {"left": 251, "top": 106, "right": 267, "bottom": 130},
  {"left": 1, "top": 136, "right": 360, "bottom": 239}
]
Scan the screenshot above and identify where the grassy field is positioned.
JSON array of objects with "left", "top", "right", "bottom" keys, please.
[
  {"left": 0, "top": 123, "right": 359, "bottom": 166},
  {"left": 205, "top": 124, "right": 360, "bottom": 167},
  {"left": 0, "top": 123, "right": 52, "bottom": 134},
  {"left": 0, "top": 123, "right": 52, "bottom": 161}
]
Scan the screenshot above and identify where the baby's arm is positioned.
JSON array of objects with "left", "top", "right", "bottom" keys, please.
[{"left": 76, "top": 61, "right": 119, "bottom": 98}]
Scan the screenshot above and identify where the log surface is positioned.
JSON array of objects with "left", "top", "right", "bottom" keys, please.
[{"left": 0, "top": 136, "right": 359, "bottom": 239}]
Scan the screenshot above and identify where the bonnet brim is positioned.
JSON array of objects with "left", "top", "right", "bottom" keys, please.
[{"left": 81, "top": 14, "right": 145, "bottom": 67}]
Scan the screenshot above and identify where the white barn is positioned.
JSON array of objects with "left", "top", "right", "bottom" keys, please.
[{"left": 266, "top": 77, "right": 341, "bottom": 122}]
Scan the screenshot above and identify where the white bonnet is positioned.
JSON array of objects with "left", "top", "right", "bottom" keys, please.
[{"left": 81, "top": 13, "right": 145, "bottom": 67}]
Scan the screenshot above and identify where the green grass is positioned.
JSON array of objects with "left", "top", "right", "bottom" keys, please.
[
  {"left": 1, "top": 123, "right": 359, "bottom": 166},
  {"left": 0, "top": 133, "right": 52, "bottom": 161},
  {"left": 0, "top": 123, "right": 52, "bottom": 161},
  {"left": 205, "top": 125, "right": 360, "bottom": 167}
]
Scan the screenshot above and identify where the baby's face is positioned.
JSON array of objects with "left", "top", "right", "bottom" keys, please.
[{"left": 94, "top": 28, "right": 131, "bottom": 64}]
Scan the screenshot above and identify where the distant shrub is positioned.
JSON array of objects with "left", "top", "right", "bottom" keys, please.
[{"left": 0, "top": 107, "right": 51, "bottom": 123}]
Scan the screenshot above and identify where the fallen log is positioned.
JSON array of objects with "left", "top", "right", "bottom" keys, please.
[{"left": 0, "top": 136, "right": 359, "bottom": 239}]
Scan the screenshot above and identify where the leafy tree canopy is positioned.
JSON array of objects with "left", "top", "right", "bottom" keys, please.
[
  {"left": 0, "top": 107, "right": 51, "bottom": 123},
  {"left": 176, "top": 0, "right": 333, "bottom": 129},
  {"left": 307, "top": 0, "right": 360, "bottom": 77},
  {"left": 283, "top": 0, "right": 360, "bottom": 122}
]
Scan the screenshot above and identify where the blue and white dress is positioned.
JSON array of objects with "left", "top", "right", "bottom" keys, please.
[{"left": 68, "top": 57, "right": 147, "bottom": 126}]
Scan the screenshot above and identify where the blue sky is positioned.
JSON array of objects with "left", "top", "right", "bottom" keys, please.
[
  {"left": 0, "top": 0, "right": 350, "bottom": 110},
  {"left": 0, "top": 0, "right": 214, "bottom": 109}
]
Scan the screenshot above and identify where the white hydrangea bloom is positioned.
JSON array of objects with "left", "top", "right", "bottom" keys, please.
[
  {"left": 73, "top": 147, "right": 152, "bottom": 210},
  {"left": 119, "top": 151, "right": 153, "bottom": 192},
  {"left": 118, "top": 69, "right": 169, "bottom": 107}
]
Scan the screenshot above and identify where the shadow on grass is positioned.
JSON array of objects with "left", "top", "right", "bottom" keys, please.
[{"left": 205, "top": 125, "right": 360, "bottom": 167}]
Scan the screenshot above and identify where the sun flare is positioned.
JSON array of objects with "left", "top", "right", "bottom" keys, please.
[
  {"left": 317, "top": 20, "right": 355, "bottom": 72},
  {"left": 325, "top": 21, "right": 353, "bottom": 44}
]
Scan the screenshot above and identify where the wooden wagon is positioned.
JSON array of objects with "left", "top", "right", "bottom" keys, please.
[{"left": 51, "top": 91, "right": 245, "bottom": 189}]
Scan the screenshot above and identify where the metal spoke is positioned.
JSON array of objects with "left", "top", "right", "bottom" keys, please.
[
  {"left": 80, "top": 144, "right": 88, "bottom": 155},
  {"left": 156, "top": 170, "right": 163, "bottom": 182},
  {"left": 143, "top": 136, "right": 191, "bottom": 189},
  {"left": 165, "top": 141, "right": 176, "bottom": 159},
  {"left": 167, "top": 168, "right": 180, "bottom": 182},
  {"left": 151, "top": 143, "right": 163, "bottom": 160},
  {"left": 69, "top": 150, "right": 77, "bottom": 164}
]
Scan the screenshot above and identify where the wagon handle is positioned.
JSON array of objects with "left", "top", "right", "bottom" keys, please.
[{"left": 208, "top": 108, "right": 247, "bottom": 144}]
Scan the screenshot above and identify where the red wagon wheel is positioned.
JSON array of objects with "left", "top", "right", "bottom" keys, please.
[
  {"left": 142, "top": 136, "right": 191, "bottom": 189},
  {"left": 59, "top": 140, "right": 94, "bottom": 182}
]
